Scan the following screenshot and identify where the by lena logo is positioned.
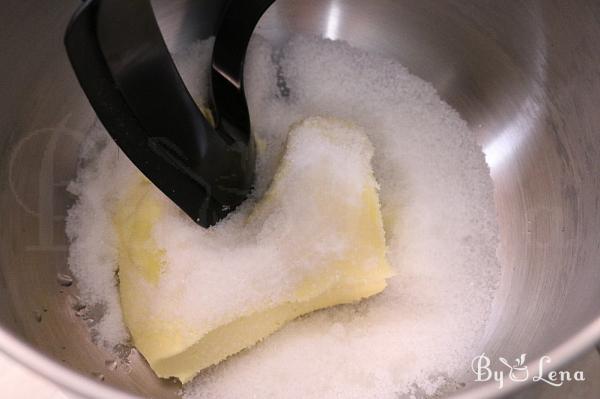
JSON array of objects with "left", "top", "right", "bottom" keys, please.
[{"left": 471, "top": 353, "right": 585, "bottom": 389}]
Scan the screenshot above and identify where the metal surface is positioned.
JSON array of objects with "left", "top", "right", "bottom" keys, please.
[{"left": 0, "top": 0, "right": 599, "bottom": 398}]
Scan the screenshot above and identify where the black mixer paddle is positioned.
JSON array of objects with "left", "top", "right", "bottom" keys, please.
[{"left": 64, "top": 0, "right": 274, "bottom": 227}]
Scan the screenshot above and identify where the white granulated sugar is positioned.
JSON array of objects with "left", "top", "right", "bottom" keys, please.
[
  {"left": 149, "top": 117, "right": 378, "bottom": 334},
  {"left": 66, "top": 34, "right": 501, "bottom": 399},
  {"left": 171, "top": 38, "right": 215, "bottom": 107},
  {"left": 66, "top": 124, "right": 135, "bottom": 346}
]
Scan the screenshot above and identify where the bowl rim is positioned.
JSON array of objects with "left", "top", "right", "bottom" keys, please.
[
  {"left": 0, "top": 327, "right": 138, "bottom": 399},
  {"left": 0, "top": 315, "right": 599, "bottom": 398}
]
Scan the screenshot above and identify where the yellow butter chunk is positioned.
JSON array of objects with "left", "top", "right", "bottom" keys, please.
[{"left": 114, "top": 117, "right": 393, "bottom": 383}]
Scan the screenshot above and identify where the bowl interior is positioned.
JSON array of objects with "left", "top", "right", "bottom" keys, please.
[{"left": 0, "top": 0, "right": 599, "bottom": 398}]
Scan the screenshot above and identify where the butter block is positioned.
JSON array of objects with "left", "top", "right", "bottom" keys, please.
[{"left": 114, "top": 117, "right": 393, "bottom": 383}]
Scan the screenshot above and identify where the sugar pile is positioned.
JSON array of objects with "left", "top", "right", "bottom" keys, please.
[{"left": 66, "top": 35, "right": 501, "bottom": 399}]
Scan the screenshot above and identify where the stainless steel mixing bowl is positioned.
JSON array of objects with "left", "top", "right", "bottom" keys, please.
[{"left": 1, "top": 0, "right": 599, "bottom": 398}]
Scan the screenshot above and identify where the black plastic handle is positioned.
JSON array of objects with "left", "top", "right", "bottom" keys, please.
[
  {"left": 96, "top": 0, "right": 223, "bottom": 168},
  {"left": 64, "top": 0, "right": 274, "bottom": 226},
  {"left": 212, "top": 0, "right": 275, "bottom": 144}
]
